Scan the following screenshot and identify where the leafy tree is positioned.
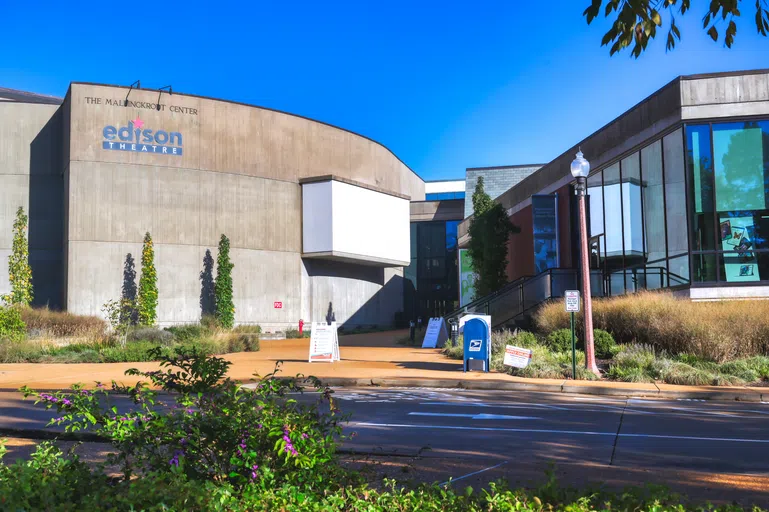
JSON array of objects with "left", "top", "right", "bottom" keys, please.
[
  {"left": 584, "top": 0, "right": 769, "bottom": 57},
  {"left": 137, "top": 232, "right": 158, "bottom": 326},
  {"left": 215, "top": 234, "right": 235, "bottom": 329},
  {"left": 5, "top": 207, "right": 33, "bottom": 307},
  {"left": 467, "top": 177, "right": 519, "bottom": 297}
]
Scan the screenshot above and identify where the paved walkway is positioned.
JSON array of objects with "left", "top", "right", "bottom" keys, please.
[{"left": 0, "top": 330, "right": 765, "bottom": 400}]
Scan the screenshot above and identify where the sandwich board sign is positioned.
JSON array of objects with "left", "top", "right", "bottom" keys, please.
[
  {"left": 421, "top": 317, "right": 449, "bottom": 348},
  {"left": 308, "top": 322, "right": 340, "bottom": 362},
  {"left": 503, "top": 345, "right": 533, "bottom": 369}
]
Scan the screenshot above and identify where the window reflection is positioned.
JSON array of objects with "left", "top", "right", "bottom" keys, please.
[
  {"left": 686, "top": 120, "right": 769, "bottom": 284},
  {"left": 642, "top": 141, "right": 666, "bottom": 263}
]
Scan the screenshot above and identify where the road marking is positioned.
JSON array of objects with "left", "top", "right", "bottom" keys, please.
[
  {"left": 419, "top": 401, "right": 569, "bottom": 411},
  {"left": 408, "top": 412, "right": 540, "bottom": 420},
  {"left": 351, "top": 422, "right": 769, "bottom": 443},
  {"left": 439, "top": 460, "right": 509, "bottom": 487}
]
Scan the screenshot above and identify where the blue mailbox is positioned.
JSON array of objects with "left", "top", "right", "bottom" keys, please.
[{"left": 463, "top": 318, "right": 490, "bottom": 372}]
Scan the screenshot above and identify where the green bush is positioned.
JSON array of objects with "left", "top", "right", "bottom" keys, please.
[
  {"left": 535, "top": 292, "right": 769, "bottom": 362},
  {"left": 127, "top": 327, "right": 174, "bottom": 345},
  {"left": 593, "top": 329, "right": 619, "bottom": 359},
  {"left": 546, "top": 329, "right": 574, "bottom": 353},
  {"left": 165, "top": 324, "right": 209, "bottom": 342},
  {"left": 10, "top": 349, "right": 762, "bottom": 511},
  {"left": 232, "top": 324, "right": 262, "bottom": 334},
  {"left": 0, "top": 306, "right": 26, "bottom": 342}
]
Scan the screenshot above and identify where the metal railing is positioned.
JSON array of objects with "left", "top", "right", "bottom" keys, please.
[{"left": 445, "top": 266, "right": 686, "bottom": 329}]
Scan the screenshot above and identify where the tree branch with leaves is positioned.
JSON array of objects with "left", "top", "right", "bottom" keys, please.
[{"left": 584, "top": 0, "right": 769, "bottom": 57}]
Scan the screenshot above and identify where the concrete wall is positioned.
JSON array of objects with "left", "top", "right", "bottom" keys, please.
[
  {"left": 410, "top": 199, "right": 464, "bottom": 222},
  {"left": 59, "top": 82, "right": 421, "bottom": 328},
  {"left": 0, "top": 102, "right": 65, "bottom": 308}
]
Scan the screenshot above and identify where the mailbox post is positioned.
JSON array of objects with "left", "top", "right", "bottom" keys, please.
[{"left": 565, "top": 290, "right": 580, "bottom": 379}]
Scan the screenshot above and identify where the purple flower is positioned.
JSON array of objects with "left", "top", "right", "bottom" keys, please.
[
  {"left": 250, "top": 464, "right": 259, "bottom": 480},
  {"left": 180, "top": 437, "right": 188, "bottom": 446},
  {"left": 53, "top": 417, "right": 64, "bottom": 422},
  {"left": 96, "top": 382, "right": 105, "bottom": 388},
  {"left": 185, "top": 408, "right": 195, "bottom": 414},
  {"left": 301, "top": 433, "right": 309, "bottom": 440},
  {"left": 80, "top": 390, "right": 91, "bottom": 396},
  {"left": 169, "top": 449, "right": 184, "bottom": 466},
  {"left": 257, "top": 423, "right": 263, "bottom": 429}
]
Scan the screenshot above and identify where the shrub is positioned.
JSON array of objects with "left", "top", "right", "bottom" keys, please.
[
  {"left": 127, "top": 327, "right": 174, "bottom": 345},
  {"left": 284, "top": 329, "right": 302, "bottom": 339},
  {"left": 215, "top": 234, "right": 235, "bottom": 329},
  {"left": 20, "top": 308, "right": 106, "bottom": 339},
  {"left": 232, "top": 324, "right": 262, "bottom": 334},
  {"left": 137, "top": 232, "right": 158, "bottom": 326},
  {"left": 593, "top": 329, "right": 619, "bottom": 359},
  {"left": 165, "top": 324, "right": 210, "bottom": 342},
  {"left": 535, "top": 292, "right": 769, "bottom": 361},
  {"left": 607, "top": 344, "right": 667, "bottom": 383},
  {"left": 546, "top": 329, "right": 574, "bottom": 353},
  {"left": 23, "top": 348, "right": 350, "bottom": 489},
  {"left": 0, "top": 306, "right": 26, "bottom": 342},
  {"left": 5, "top": 207, "right": 33, "bottom": 306}
]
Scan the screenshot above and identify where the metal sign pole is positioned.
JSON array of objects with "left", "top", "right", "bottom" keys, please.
[{"left": 570, "top": 311, "right": 577, "bottom": 380}]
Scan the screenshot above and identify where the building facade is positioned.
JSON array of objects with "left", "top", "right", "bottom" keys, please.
[
  {"left": 464, "top": 164, "right": 542, "bottom": 218},
  {"left": 0, "top": 83, "right": 424, "bottom": 330},
  {"left": 458, "top": 69, "right": 769, "bottom": 302},
  {"left": 405, "top": 180, "right": 465, "bottom": 320}
]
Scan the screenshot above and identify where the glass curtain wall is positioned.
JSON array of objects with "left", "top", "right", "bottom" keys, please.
[
  {"left": 585, "top": 127, "right": 691, "bottom": 295},
  {"left": 686, "top": 120, "right": 769, "bottom": 283},
  {"left": 403, "top": 220, "right": 460, "bottom": 319}
]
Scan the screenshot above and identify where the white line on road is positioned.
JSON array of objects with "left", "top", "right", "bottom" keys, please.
[
  {"left": 408, "top": 412, "right": 540, "bottom": 420},
  {"left": 351, "top": 422, "right": 769, "bottom": 443},
  {"left": 439, "top": 460, "right": 510, "bottom": 487},
  {"left": 419, "top": 401, "right": 569, "bottom": 411}
]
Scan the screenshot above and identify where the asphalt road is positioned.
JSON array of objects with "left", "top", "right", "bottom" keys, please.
[
  {"left": 1, "top": 387, "right": 768, "bottom": 504},
  {"left": 326, "top": 387, "right": 769, "bottom": 474}
]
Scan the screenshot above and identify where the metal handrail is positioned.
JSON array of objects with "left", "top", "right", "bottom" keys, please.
[{"left": 445, "top": 265, "right": 687, "bottom": 329}]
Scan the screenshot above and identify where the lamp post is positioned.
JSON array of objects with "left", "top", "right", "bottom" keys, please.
[{"left": 570, "top": 150, "right": 600, "bottom": 376}]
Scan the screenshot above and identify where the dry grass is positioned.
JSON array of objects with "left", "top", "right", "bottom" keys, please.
[
  {"left": 535, "top": 292, "right": 769, "bottom": 362},
  {"left": 20, "top": 307, "right": 107, "bottom": 340}
]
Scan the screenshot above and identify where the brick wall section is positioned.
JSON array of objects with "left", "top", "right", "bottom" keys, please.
[{"left": 464, "top": 165, "right": 543, "bottom": 218}]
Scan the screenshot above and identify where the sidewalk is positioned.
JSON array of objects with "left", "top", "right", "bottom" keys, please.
[{"left": 0, "top": 330, "right": 765, "bottom": 401}]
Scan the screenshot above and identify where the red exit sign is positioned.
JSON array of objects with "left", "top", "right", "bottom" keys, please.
[{"left": 273, "top": 301, "right": 283, "bottom": 309}]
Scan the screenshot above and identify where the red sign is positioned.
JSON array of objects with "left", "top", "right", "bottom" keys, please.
[{"left": 273, "top": 301, "right": 283, "bottom": 309}]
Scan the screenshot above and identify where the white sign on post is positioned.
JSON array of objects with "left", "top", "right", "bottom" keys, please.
[
  {"left": 308, "top": 322, "right": 340, "bottom": 363},
  {"left": 503, "top": 345, "right": 533, "bottom": 368},
  {"left": 421, "top": 318, "right": 449, "bottom": 348},
  {"left": 565, "top": 290, "right": 580, "bottom": 313}
]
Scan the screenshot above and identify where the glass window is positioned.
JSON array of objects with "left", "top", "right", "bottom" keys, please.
[
  {"left": 621, "top": 153, "right": 643, "bottom": 266},
  {"left": 691, "top": 253, "right": 717, "bottom": 283},
  {"left": 587, "top": 172, "right": 604, "bottom": 237},
  {"left": 642, "top": 140, "right": 666, "bottom": 262},
  {"left": 664, "top": 128, "right": 689, "bottom": 259},
  {"left": 603, "top": 163, "right": 622, "bottom": 261},
  {"left": 719, "top": 252, "right": 769, "bottom": 283},
  {"left": 425, "top": 191, "right": 465, "bottom": 201},
  {"left": 667, "top": 255, "right": 690, "bottom": 285},
  {"left": 686, "top": 125, "right": 716, "bottom": 251},
  {"left": 713, "top": 122, "right": 766, "bottom": 211}
]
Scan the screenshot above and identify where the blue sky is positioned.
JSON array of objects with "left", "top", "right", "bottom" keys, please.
[{"left": 1, "top": 1, "right": 767, "bottom": 180}]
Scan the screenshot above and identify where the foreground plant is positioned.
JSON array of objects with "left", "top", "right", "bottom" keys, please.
[{"left": 22, "top": 347, "right": 350, "bottom": 490}]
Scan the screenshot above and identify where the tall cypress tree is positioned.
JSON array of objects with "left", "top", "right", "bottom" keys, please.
[
  {"left": 215, "top": 234, "right": 235, "bottom": 329},
  {"left": 6, "top": 207, "right": 33, "bottom": 306},
  {"left": 467, "top": 177, "right": 519, "bottom": 297},
  {"left": 137, "top": 232, "right": 158, "bottom": 326}
]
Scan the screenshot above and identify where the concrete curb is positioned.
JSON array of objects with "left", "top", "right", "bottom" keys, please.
[
  {"left": 4, "top": 379, "right": 764, "bottom": 403},
  {"left": 316, "top": 377, "right": 767, "bottom": 402}
]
